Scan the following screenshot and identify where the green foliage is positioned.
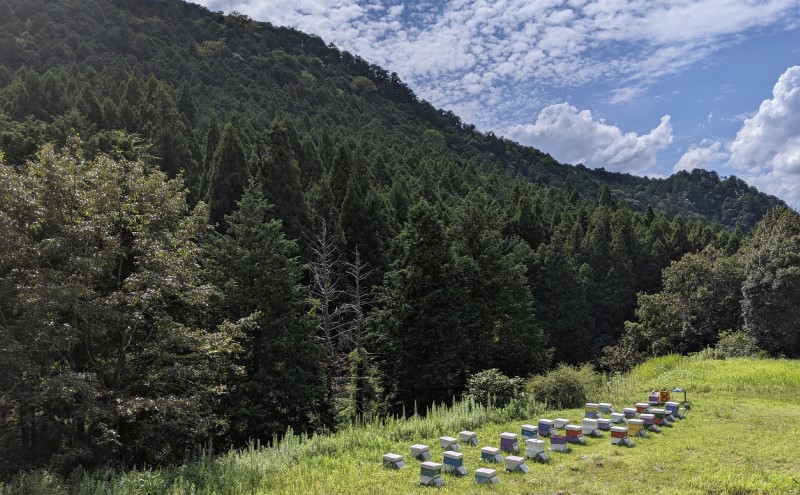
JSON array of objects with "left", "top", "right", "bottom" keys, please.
[
  {"left": 527, "top": 364, "right": 601, "bottom": 409},
  {"left": 714, "top": 330, "right": 762, "bottom": 359},
  {"left": 465, "top": 368, "right": 524, "bottom": 407},
  {"left": 207, "top": 121, "right": 248, "bottom": 230},
  {"left": 741, "top": 206, "right": 800, "bottom": 357},
  {"left": 204, "top": 181, "right": 325, "bottom": 444},
  {"left": 0, "top": 139, "right": 238, "bottom": 472}
]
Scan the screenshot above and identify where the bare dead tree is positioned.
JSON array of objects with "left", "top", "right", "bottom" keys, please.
[
  {"left": 340, "top": 247, "right": 378, "bottom": 422},
  {"left": 307, "top": 220, "right": 347, "bottom": 429}
]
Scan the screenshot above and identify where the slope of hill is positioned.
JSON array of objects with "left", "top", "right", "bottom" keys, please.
[
  {"left": 3, "top": 356, "right": 797, "bottom": 494},
  {"left": 0, "top": 0, "right": 783, "bottom": 230}
]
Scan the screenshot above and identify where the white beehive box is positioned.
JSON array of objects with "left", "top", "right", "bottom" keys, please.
[
  {"left": 610, "top": 412, "right": 625, "bottom": 423},
  {"left": 440, "top": 436, "right": 460, "bottom": 451},
  {"left": 582, "top": 418, "right": 600, "bottom": 437},
  {"left": 410, "top": 444, "right": 431, "bottom": 461},
  {"left": 504, "top": 455, "right": 530, "bottom": 473},
  {"left": 554, "top": 418, "right": 570, "bottom": 429},
  {"left": 459, "top": 430, "right": 478, "bottom": 445},
  {"left": 382, "top": 453, "right": 404, "bottom": 469},
  {"left": 525, "top": 438, "right": 549, "bottom": 463}
]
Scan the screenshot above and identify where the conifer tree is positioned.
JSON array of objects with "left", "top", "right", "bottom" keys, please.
[{"left": 207, "top": 121, "right": 248, "bottom": 231}]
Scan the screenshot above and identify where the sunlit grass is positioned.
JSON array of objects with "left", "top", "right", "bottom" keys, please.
[{"left": 3, "top": 357, "right": 799, "bottom": 494}]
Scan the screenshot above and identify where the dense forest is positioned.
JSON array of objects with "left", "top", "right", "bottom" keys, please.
[{"left": 0, "top": 0, "right": 797, "bottom": 479}]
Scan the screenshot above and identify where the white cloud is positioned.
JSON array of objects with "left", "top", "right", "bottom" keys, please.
[
  {"left": 195, "top": 0, "right": 800, "bottom": 130},
  {"left": 506, "top": 103, "right": 672, "bottom": 174},
  {"left": 728, "top": 66, "right": 800, "bottom": 206},
  {"left": 674, "top": 141, "right": 728, "bottom": 174}
]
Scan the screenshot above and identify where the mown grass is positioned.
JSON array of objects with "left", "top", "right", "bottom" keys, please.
[{"left": 3, "top": 356, "right": 799, "bottom": 495}]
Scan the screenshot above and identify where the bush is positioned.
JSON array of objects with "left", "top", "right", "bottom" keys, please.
[
  {"left": 527, "top": 364, "right": 601, "bottom": 409},
  {"left": 715, "top": 330, "right": 762, "bottom": 358},
  {"left": 465, "top": 369, "right": 524, "bottom": 407}
]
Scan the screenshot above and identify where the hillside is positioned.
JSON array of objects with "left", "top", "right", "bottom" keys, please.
[
  {"left": 0, "top": 0, "right": 783, "bottom": 230},
  {"left": 1, "top": 0, "right": 796, "bottom": 479},
  {"left": 3, "top": 356, "right": 798, "bottom": 494}
]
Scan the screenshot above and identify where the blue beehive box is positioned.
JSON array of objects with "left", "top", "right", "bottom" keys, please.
[
  {"left": 538, "top": 419, "right": 555, "bottom": 437},
  {"left": 443, "top": 451, "right": 466, "bottom": 476},
  {"left": 521, "top": 424, "right": 538, "bottom": 441},
  {"left": 481, "top": 446, "right": 503, "bottom": 463},
  {"left": 475, "top": 467, "right": 500, "bottom": 484}
]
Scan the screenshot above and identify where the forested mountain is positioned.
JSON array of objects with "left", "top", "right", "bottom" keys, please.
[
  {"left": 0, "top": 0, "right": 782, "bottom": 229},
  {"left": 0, "top": 0, "right": 793, "bottom": 477}
]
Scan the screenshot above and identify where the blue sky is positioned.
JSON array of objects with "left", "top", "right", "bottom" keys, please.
[{"left": 196, "top": 0, "right": 800, "bottom": 207}]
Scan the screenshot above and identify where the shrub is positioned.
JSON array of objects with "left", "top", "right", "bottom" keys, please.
[
  {"left": 527, "top": 364, "right": 601, "bottom": 409},
  {"left": 715, "top": 330, "right": 762, "bottom": 358},
  {"left": 465, "top": 369, "right": 524, "bottom": 407}
]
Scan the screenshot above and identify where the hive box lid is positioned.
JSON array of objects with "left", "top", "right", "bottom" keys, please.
[
  {"left": 611, "top": 426, "right": 628, "bottom": 432},
  {"left": 383, "top": 453, "right": 402, "bottom": 462},
  {"left": 505, "top": 455, "right": 524, "bottom": 463},
  {"left": 440, "top": 436, "right": 457, "bottom": 443},
  {"left": 443, "top": 451, "right": 463, "bottom": 460},
  {"left": 475, "top": 468, "right": 497, "bottom": 476},
  {"left": 421, "top": 461, "right": 441, "bottom": 469},
  {"left": 526, "top": 438, "right": 545, "bottom": 446},
  {"left": 481, "top": 446, "right": 500, "bottom": 454},
  {"left": 411, "top": 444, "right": 429, "bottom": 452}
]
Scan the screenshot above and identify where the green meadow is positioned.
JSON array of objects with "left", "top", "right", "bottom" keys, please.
[{"left": 4, "top": 356, "right": 799, "bottom": 495}]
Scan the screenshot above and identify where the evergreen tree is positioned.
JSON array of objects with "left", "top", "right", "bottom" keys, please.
[
  {"left": 207, "top": 121, "right": 248, "bottom": 231},
  {"left": 206, "top": 182, "right": 325, "bottom": 442},
  {"left": 255, "top": 117, "right": 307, "bottom": 239}
]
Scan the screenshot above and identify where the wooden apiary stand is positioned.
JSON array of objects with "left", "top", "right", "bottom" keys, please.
[
  {"left": 383, "top": 453, "right": 404, "bottom": 469},
  {"left": 481, "top": 446, "right": 503, "bottom": 463},
  {"left": 538, "top": 419, "right": 555, "bottom": 437},
  {"left": 582, "top": 418, "right": 601, "bottom": 437},
  {"left": 443, "top": 451, "right": 466, "bottom": 476},
  {"left": 411, "top": 444, "right": 432, "bottom": 461},
  {"left": 504, "top": 455, "right": 530, "bottom": 473},
  {"left": 459, "top": 430, "right": 478, "bottom": 445},
  {"left": 419, "top": 462, "right": 445, "bottom": 486},
  {"left": 627, "top": 418, "right": 647, "bottom": 437},
  {"left": 440, "top": 436, "right": 460, "bottom": 451},
  {"left": 611, "top": 426, "right": 634, "bottom": 447},
  {"left": 550, "top": 434, "right": 570, "bottom": 452},
  {"left": 526, "top": 438, "right": 549, "bottom": 462},
  {"left": 475, "top": 467, "right": 500, "bottom": 484},
  {"left": 640, "top": 413, "right": 660, "bottom": 433},
  {"left": 500, "top": 432, "right": 519, "bottom": 453},
  {"left": 521, "top": 424, "right": 538, "bottom": 441}
]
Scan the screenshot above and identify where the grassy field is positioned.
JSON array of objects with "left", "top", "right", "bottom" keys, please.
[{"left": 4, "top": 356, "right": 800, "bottom": 495}]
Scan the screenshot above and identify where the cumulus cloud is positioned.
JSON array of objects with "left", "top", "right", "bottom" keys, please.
[
  {"left": 506, "top": 103, "right": 672, "bottom": 174},
  {"left": 195, "top": 0, "right": 800, "bottom": 130},
  {"left": 674, "top": 141, "right": 728, "bottom": 173},
  {"left": 727, "top": 66, "right": 800, "bottom": 206}
]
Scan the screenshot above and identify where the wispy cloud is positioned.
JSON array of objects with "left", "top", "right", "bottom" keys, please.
[
  {"left": 197, "top": 0, "right": 800, "bottom": 131},
  {"left": 506, "top": 103, "right": 672, "bottom": 174}
]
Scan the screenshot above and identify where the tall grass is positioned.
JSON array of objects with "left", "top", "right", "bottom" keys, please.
[{"left": 3, "top": 357, "right": 799, "bottom": 494}]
